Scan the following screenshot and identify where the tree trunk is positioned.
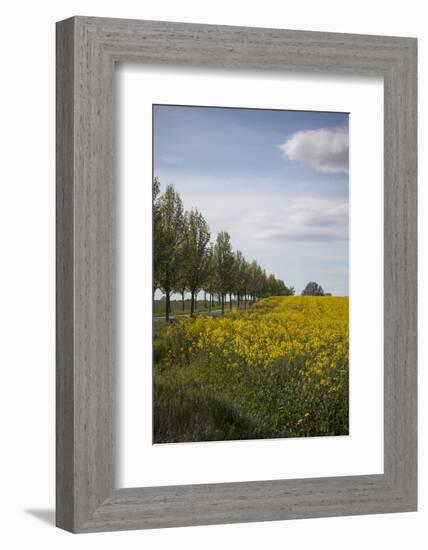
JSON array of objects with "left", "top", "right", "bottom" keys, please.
[
  {"left": 190, "top": 291, "right": 195, "bottom": 317},
  {"left": 204, "top": 291, "right": 207, "bottom": 308},
  {"left": 237, "top": 294, "right": 240, "bottom": 308},
  {"left": 195, "top": 292, "right": 198, "bottom": 313},
  {"left": 229, "top": 293, "right": 233, "bottom": 310},
  {"left": 181, "top": 291, "right": 185, "bottom": 312},
  {"left": 165, "top": 291, "right": 170, "bottom": 322},
  {"left": 221, "top": 294, "right": 225, "bottom": 316},
  {"left": 209, "top": 293, "right": 212, "bottom": 312}
]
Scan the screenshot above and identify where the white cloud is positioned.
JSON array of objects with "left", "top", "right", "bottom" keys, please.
[
  {"left": 278, "top": 127, "right": 349, "bottom": 173},
  {"left": 156, "top": 171, "right": 349, "bottom": 294},
  {"left": 157, "top": 171, "right": 348, "bottom": 247},
  {"left": 257, "top": 197, "right": 348, "bottom": 243}
]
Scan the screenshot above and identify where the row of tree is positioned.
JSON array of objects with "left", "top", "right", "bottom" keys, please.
[{"left": 153, "top": 178, "right": 294, "bottom": 320}]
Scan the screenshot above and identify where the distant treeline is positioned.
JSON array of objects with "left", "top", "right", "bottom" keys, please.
[
  {"left": 153, "top": 177, "right": 294, "bottom": 320},
  {"left": 301, "top": 281, "right": 331, "bottom": 297}
]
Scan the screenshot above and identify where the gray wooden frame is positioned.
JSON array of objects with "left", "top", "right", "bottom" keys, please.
[{"left": 56, "top": 16, "right": 417, "bottom": 533}]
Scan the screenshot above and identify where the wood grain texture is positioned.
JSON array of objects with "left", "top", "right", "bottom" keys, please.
[
  {"left": 56, "top": 16, "right": 417, "bottom": 533},
  {"left": 56, "top": 17, "right": 75, "bottom": 532}
]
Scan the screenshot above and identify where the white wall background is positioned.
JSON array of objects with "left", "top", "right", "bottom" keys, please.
[{"left": 0, "top": 1, "right": 425, "bottom": 548}]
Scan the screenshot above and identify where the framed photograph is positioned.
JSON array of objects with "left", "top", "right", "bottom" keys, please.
[
  {"left": 56, "top": 16, "right": 417, "bottom": 532},
  {"left": 151, "top": 104, "right": 350, "bottom": 445}
]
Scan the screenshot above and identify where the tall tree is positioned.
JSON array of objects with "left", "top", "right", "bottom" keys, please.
[
  {"left": 248, "top": 260, "right": 264, "bottom": 303},
  {"left": 232, "top": 250, "right": 245, "bottom": 308},
  {"left": 267, "top": 273, "right": 278, "bottom": 296},
  {"left": 228, "top": 254, "right": 236, "bottom": 310},
  {"left": 241, "top": 258, "right": 251, "bottom": 309},
  {"left": 173, "top": 258, "right": 188, "bottom": 313},
  {"left": 213, "top": 231, "right": 234, "bottom": 315},
  {"left": 152, "top": 177, "right": 161, "bottom": 297},
  {"left": 182, "top": 209, "right": 211, "bottom": 317},
  {"left": 155, "top": 184, "right": 185, "bottom": 320},
  {"left": 203, "top": 246, "right": 216, "bottom": 312}
]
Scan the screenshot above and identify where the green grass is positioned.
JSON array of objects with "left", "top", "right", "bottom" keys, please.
[{"left": 153, "top": 353, "right": 347, "bottom": 443}]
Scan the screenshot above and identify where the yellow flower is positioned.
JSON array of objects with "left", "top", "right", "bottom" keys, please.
[{"left": 164, "top": 296, "right": 348, "bottom": 395}]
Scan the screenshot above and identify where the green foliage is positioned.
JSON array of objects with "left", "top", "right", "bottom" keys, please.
[
  {"left": 301, "top": 281, "right": 325, "bottom": 296},
  {"left": 152, "top": 177, "right": 161, "bottom": 293},
  {"left": 154, "top": 341, "right": 348, "bottom": 443},
  {"left": 153, "top": 177, "right": 299, "bottom": 315},
  {"left": 182, "top": 209, "right": 211, "bottom": 315},
  {"left": 154, "top": 373, "right": 258, "bottom": 443},
  {"left": 153, "top": 183, "right": 186, "bottom": 319},
  {"left": 212, "top": 231, "right": 235, "bottom": 295}
]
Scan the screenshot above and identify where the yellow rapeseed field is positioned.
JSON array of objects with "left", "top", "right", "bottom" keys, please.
[{"left": 154, "top": 296, "right": 349, "bottom": 442}]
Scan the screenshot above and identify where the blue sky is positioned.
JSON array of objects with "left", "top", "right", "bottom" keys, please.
[{"left": 153, "top": 105, "right": 349, "bottom": 295}]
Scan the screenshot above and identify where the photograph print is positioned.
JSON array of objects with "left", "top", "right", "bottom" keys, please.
[{"left": 152, "top": 104, "right": 349, "bottom": 444}]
